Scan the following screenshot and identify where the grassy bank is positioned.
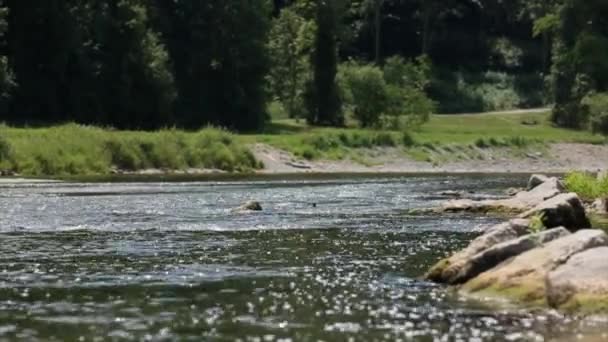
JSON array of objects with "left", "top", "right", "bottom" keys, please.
[
  {"left": 0, "top": 110, "right": 605, "bottom": 176},
  {"left": 244, "top": 110, "right": 604, "bottom": 163},
  {"left": 0, "top": 124, "right": 261, "bottom": 176}
]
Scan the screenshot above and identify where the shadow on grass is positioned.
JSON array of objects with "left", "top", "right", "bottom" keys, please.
[{"left": 261, "top": 121, "right": 310, "bottom": 135}]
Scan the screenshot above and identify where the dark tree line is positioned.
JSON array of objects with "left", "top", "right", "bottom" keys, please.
[{"left": 0, "top": 0, "right": 605, "bottom": 132}]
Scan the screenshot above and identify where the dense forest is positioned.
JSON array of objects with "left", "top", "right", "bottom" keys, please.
[{"left": 0, "top": 0, "right": 606, "bottom": 133}]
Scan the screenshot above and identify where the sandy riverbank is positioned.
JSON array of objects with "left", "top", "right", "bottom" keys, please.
[{"left": 252, "top": 143, "right": 608, "bottom": 174}]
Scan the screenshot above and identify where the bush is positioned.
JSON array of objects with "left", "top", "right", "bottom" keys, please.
[
  {"left": 339, "top": 62, "right": 388, "bottom": 127},
  {"left": 564, "top": 171, "right": 608, "bottom": 200},
  {"left": 474, "top": 138, "right": 489, "bottom": 148},
  {"left": 430, "top": 70, "right": 545, "bottom": 113},
  {"left": 339, "top": 57, "right": 434, "bottom": 129},
  {"left": 401, "top": 132, "right": 416, "bottom": 147},
  {"left": 0, "top": 134, "right": 13, "bottom": 163},
  {"left": 371, "top": 132, "right": 397, "bottom": 147},
  {"left": 582, "top": 93, "right": 608, "bottom": 135}
]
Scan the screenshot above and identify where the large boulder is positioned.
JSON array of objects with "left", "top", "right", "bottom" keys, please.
[
  {"left": 519, "top": 193, "right": 590, "bottom": 231},
  {"left": 439, "top": 176, "right": 565, "bottom": 214},
  {"left": 425, "top": 219, "right": 530, "bottom": 283},
  {"left": 462, "top": 230, "right": 608, "bottom": 305},
  {"left": 448, "top": 227, "right": 570, "bottom": 285},
  {"left": 546, "top": 247, "right": 608, "bottom": 313}
]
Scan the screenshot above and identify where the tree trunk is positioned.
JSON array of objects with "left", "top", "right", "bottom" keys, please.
[{"left": 374, "top": 0, "right": 382, "bottom": 64}]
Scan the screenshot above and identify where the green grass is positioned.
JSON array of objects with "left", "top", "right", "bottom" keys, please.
[
  {"left": 564, "top": 171, "right": 608, "bottom": 201},
  {"left": 0, "top": 124, "right": 261, "bottom": 176},
  {"left": 0, "top": 110, "right": 604, "bottom": 176},
  {"left": 242, "top": 111, "right": 604, "bottom": 162}
]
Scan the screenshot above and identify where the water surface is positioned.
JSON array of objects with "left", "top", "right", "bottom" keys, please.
[{"left": 1, "top": 175, "right": 607, "bottom": 341}]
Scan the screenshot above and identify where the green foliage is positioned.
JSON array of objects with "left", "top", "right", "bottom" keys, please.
[
  {"left": 305, "top": 0, "right": 344, "bottom": 126},
  {"left": 101, "top": 0, "right": 177, "bottom": 129},
  {"left": 550, "top": 0, "right": 608, "bottom": 131},
  {"left": 338, "top": 56, "right": 434, "bottom": 129},
  {"left": 582, "top": 93, "right": 608, "bottom": 135},
  {"left": 267, "top": 7, "right": 314, "bottom": 118},
  {"left": 564, "top": 171, "right": 608, "bottom": 201},
  {"left": 430, "top": 70, "right": 545, "bottom": 113},
  {"left": 0, "top": 133, "right": 12, "bottom": 169},
  {"left": 529, "top": 213, "right": 547, "bottom": 234},
  {"left": 339, "top": 62, "right": 388, "bottom": 127},
  {"left": 0, "top": 4, "right": 13, "bottom": 110},
  {"left": 0, "top": 124, "right": 261, "bottom": 176},
  {"left": 532, "top": 14, "right": 559, "bottom": 38}
]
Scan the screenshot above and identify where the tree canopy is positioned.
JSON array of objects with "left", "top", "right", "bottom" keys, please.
[{"left": 0, "top": 0, "right": 604, "bottom": 132}]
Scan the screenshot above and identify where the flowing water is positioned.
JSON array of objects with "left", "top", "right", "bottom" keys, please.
[{"left": 1, "top": 175, "right": 607, "bottom": 341}]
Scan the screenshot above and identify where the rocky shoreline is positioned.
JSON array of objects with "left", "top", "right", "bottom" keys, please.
[{"left": 425, "top": 174, "right": 608, "bottom": 314}]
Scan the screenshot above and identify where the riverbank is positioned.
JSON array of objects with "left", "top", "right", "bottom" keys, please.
[
  {"left": 0, "top": 110, "right": 605, "bottom": 177},
  {"left": 425, "top": 174, "right": 608, "bottom": 315}
]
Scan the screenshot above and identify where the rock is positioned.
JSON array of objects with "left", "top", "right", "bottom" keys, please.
[
  {"left": 425, "top": 219, "right": 531, "bottom": 283},
  {"left": 448, "top": 227, "right": 570, "bottom": 285},
  {"left": 546, "top": 247, "right": 608, "bottom": 313},
  {"left": 590, "top": 198, "right": 608, "bottom": 214},
  {"left": 440, "top": 177, "right": 565, "bottom": 214},
  {"left": 505, "top": 187, "right": 524, "bottom": 197},
  {"left": 519, "top": 192, "right": 591, "bottom": 231},
  {"left": 437, "top": 190, "right": 465, "bottom": 198},
  {"left": 235, "top": 200, "right": 263, "bottom": 212},
  {"left": 463, "top": 229, "right": 608, "bottom": 305},
  {"left": 527, "top": 174, "right": 550, "bottom": 190},
  {"left": 286, "top": 161, "right": 312, "bottom": 169}
]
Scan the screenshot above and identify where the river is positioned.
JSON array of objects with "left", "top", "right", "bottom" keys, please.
[{"left": 0, "top": 175, "right": 607, "bottom": 341}]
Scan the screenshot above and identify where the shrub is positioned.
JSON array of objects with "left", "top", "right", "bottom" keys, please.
[
  {"left": 401, "top": 132, "right": 415, "bottom": 147},
  {"left": 582, "top": 93, "right": 608, "bottom": 135},
  {"left": 104, "top": 140, "right": 144, "bottom": 171},
  {"left": 564, "top": 171, "right": 608, "bottom": 200},
  {"left": 0, "top": 134, "right": 13, "bottom": 163},
  {"left": 371, "top": 132, "right": 396, "bottom": 147},
  {"left": 339, "top": 57, "right": 434, "bottom": 129},
  {"left": 474, "top": 138, "right": 489, "bottom": 148},
  {"left": 339, "top": 62, "right": 388, "bottom": 127}
]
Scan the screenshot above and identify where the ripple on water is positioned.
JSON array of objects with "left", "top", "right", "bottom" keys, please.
[{"left": 0, "top": 175, "right": 606, "bottom": 340}]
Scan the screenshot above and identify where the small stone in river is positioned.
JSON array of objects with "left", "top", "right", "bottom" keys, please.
[{"left": 239, "top": 200, "right": 262, "bottom": 211}]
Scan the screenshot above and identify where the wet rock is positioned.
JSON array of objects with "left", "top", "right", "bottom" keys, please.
[
  {"left": 527, "top": 174, "right": 550, "bottom": 190},
  {"left": 505, "top": 187, "right": 524, "bottom": 197},
  {"left": 437, "top": 190, "right": 465, "bottom": 198},
  {"left": 235, "top": 200, "right": 263, "bottom": 212},
  {"left": 590, "top": 198, "right": 608, "bottom": 214},
  {"left": 440, "top": 177, "right": 565, "bottom": 214},
  {"left": 519, "top": 193, "right": 590, "bottom": 231},
  {"left": 462, "top": 229, "right": 608, "bottom": 305},
  {"left": 425, "top": 219, "right": 530, "bottom": 283},
  {"left": 546, "top": 247, "right": 608, "bottom": 313},
  {"left": 449, "top": 227, "right": 570, "bottom": 285}
]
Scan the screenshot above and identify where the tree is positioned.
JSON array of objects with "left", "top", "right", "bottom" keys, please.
[
  {"left": 549, "top": 0, "right": 608, "bottom": 129},
  {"left": 0, "top": 2, "right": 14, "bottom": 114},
  {"left": 154, "top": 0, "right": 271, "bottom": 131},
  {"left": 339, "top": 62, "right": 388, "bottom": 127},
  {"left": 98, "top": 0, "right": 176, "bottom": 129},
  {"left": 305, "top": 0, "right": 344, "bottom": 126},
  {"left": 267, "top": 7, "right": 314, "bottom": 118}
]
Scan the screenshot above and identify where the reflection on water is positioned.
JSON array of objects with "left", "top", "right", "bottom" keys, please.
[{"left": 0, "top": 175, "right": 607, "bottom": 341}]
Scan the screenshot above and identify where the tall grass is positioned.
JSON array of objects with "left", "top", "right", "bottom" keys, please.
[
  {"left": 288, "top": 131, "right": 414, "bottom": 160},
  {"left": 0, "top": 124, "right": 261, "bottom": 176},
  {"left": 564, "top": 171, "right": 608, "bottom": 200}
]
